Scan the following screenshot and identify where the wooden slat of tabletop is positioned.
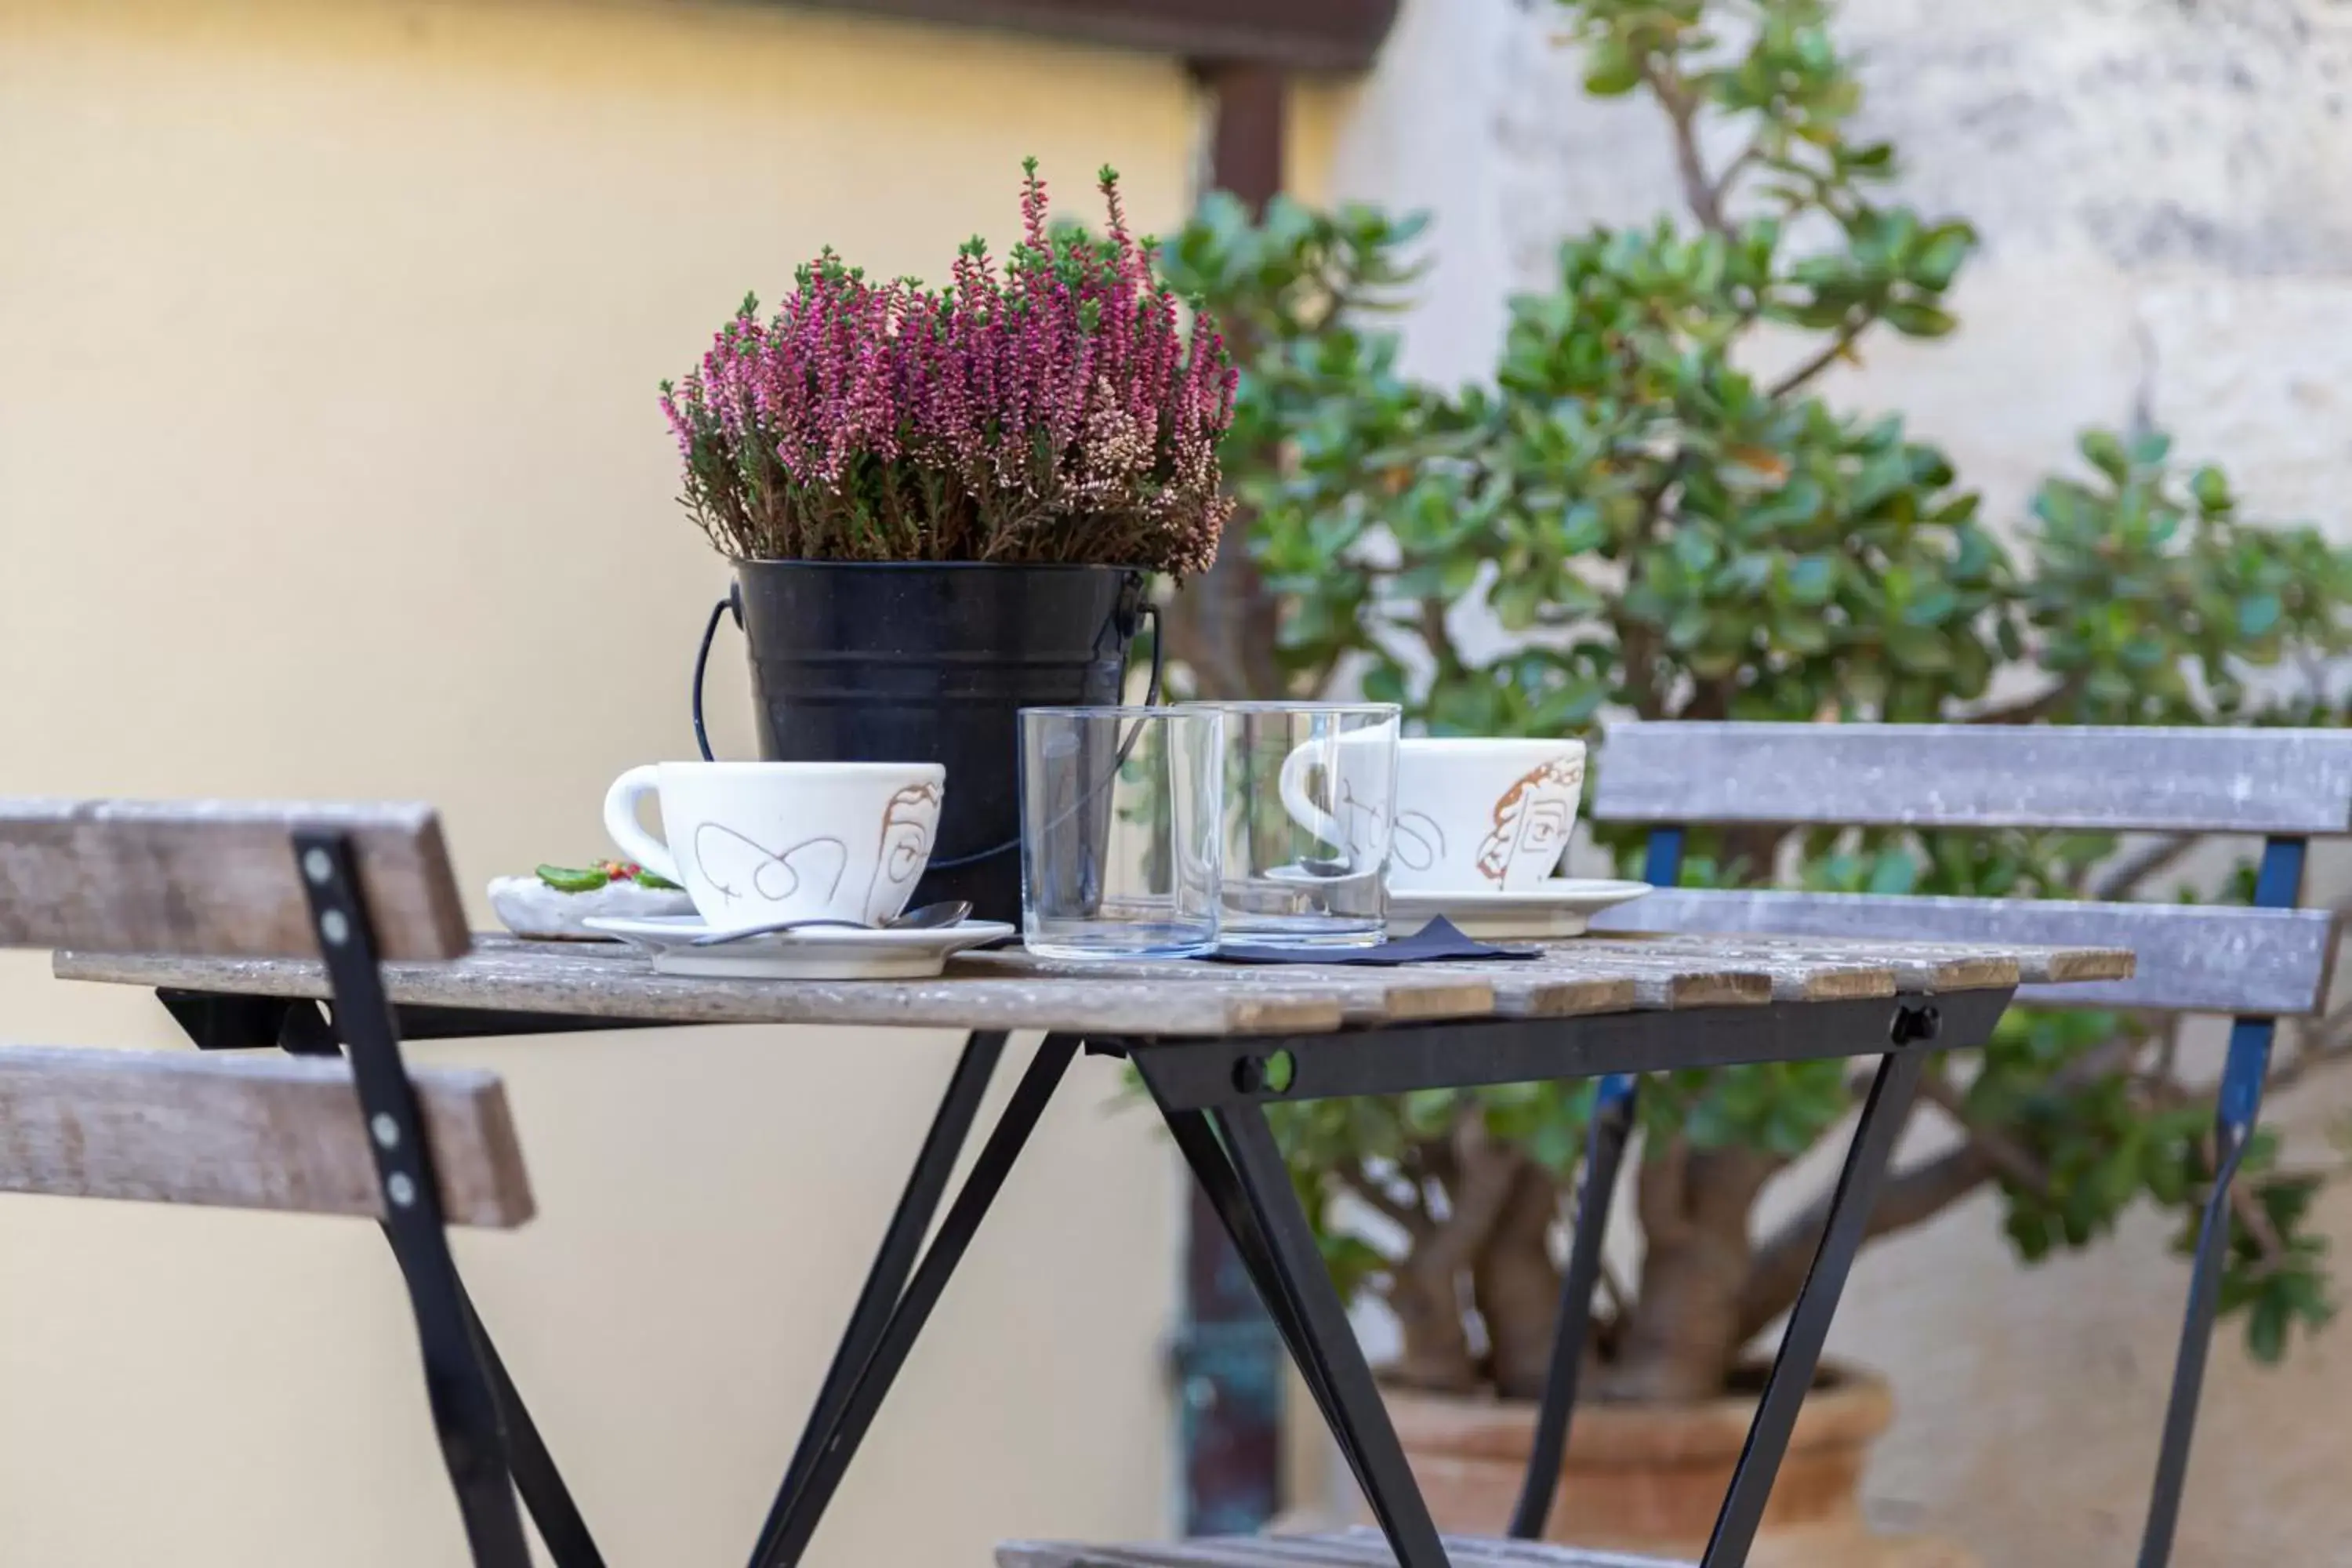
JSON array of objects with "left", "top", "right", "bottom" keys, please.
[
  {"left": 964, "top": 949, "right": 1741, "bottom": 1020},
  {"left": 961, "top": 949, "right": 1498, "bottom": 1025},
  {"left": 51, "top": 941, "right": 1351, "bottom": 1038},
  {"left": 1590, "top": 892, "right": 2144, "bottom": 989},
  {"left": 2031, "top": 947, "right": 2142, "bottom": 985},
  {"left": 1588, "top": 922, "right": 2132, "bottom": 989},
  {"left": 1465, "top": 945, "right": 1779, "bottom": 1011},
  {"left": 1475, "top": 967, "right": 1644, "bottom": 1018},
  {"left": 1572, "top": 934, "right": 1950, "bottom": 997},
  {"left": 53, "top": 930, "right": 2106, "bottom": 1040},
  {"left": 1577, "top": 939, "right": 1900, "bottom": 1001}
]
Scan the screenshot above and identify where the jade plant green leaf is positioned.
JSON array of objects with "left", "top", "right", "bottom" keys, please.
[{"left": 1169, "top": 0, "right": 2352, "bottom": 1403}]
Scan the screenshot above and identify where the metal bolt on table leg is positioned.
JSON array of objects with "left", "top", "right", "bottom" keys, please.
[
  {"left": 1231, "top": 1049, "right": 1295, "bottom": 1096},
  {"left": 1890, "top": 1004, "right": 1940, "bottom": 1045}
]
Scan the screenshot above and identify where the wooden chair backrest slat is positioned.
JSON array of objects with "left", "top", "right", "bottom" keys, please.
[
  {"left": 1592, "top": 889, "right": 2335, "bottom": 1015},
  {"left": 1593, "top": 723, "right": 2352, "bottom": 834},
  {"left": 0, "top": 1045, "right": 532, "bottom": 1226},
  {"left": 0, "top": 799, "right": 470, "bottom": 961},
  {"left": 996, "top": 1534, "right": 1679, "bottom": 1567}
]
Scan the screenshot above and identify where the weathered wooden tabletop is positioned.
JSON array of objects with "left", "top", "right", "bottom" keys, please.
[{"left": 53, "top": 930, "right": 2133, "bottom": 1039}]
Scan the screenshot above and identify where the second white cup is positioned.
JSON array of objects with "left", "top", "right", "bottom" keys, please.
[
  {"left": 602, "top": 760, "right": 946, "bottom": 932},
  {"left": 1389, "top": 738, "right": 1587, "bottom": 893}
]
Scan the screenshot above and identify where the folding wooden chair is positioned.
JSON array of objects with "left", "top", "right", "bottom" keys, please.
[
  {"left": 1579, "top": 722, "right": 2351, "bottom": 1568},
  {"left": 0, "top": 799, "right": 554, "bottom": 1566},
  {"left": 1005, "top": 721, "right": 2350, "bottom": 1568}
]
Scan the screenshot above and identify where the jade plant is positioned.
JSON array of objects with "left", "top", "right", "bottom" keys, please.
[{"left": 1159, "top": 0, "right": 2352, "bottom": 1403}]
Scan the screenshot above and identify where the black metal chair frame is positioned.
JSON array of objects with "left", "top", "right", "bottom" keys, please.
[
  {"left": 292, "top": 829, "right": 555, "bottom": 1568},
  {"left": 1516, "top": 826, "right": 2311, "bottom": 1568}
]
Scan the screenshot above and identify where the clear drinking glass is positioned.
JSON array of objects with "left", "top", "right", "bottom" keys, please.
[
  {"left": 1197, "top": 701, "right": 1401, "bottom": 946},
  {"left": 1018, "top": 706, "right": 1224, "bottom": 959}
]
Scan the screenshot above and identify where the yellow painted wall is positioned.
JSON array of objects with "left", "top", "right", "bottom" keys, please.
[
  {"left": 1284, "top": 78, "right": 1359, "bottom": 211},
  {"left": 0, "top": 2, "right": 1200, "bottom": 1562}
]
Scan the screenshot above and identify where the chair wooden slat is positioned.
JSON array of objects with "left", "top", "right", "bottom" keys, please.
[
  {"left": 1594, "top": 889, "right": 2327, "bottom": 1015},
  {"left": 0, "top": 799, "right": 470, "bottom": 961},
  {"left": 997, "top": 1534, "right": 1683, "bottom": 1567},
  {"left": 1592, "top": 722, "right": 2352, "bottom": 834},
  {"left": 0, "top": 1045, "right": 533, "bottom": 1226}
]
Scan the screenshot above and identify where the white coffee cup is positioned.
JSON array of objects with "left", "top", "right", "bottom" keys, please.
[
  {"left": 1275, "top": 717, "right": 1401, "bottom": 870},
  {"left": 603, "top": 761, "right": 946, "bottom": 932},
  {"left": 1388, "top": 738, "right": 1587, "bottom": 893}
]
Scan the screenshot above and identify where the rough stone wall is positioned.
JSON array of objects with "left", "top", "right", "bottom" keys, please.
[
  {"left": 1344, "top": 0, "right": 2352, "bottom": 525},
  {"left": 1320, "top": 2, "right": 2352, "bottom": 1562}
]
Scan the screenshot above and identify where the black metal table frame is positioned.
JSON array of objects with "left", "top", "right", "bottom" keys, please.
[{"left": 165, "top": 848, "right": 2009, "bottom": 1568}]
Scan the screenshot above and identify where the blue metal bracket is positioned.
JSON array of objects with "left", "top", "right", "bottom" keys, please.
[
  {"left": 2138, "top": 832, "right": 2310, "bottom": 1568},
  {"left": 2217, "top": 836, "right": 2307, "bottom": 1131},
  {"left": 1599, "top": 826, "right": 1687, "bottom": 1117},
  {"left": 1641, "top": 825, "right": 1686, "bottom": 891}
]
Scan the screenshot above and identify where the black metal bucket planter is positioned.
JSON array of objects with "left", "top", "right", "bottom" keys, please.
[{"left": 691, "top": 561, "right": 1156, "bottom": 924}]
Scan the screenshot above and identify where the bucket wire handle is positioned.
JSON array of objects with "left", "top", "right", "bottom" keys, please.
[
  {"left": 689, "top": 582, "right": 742, "bottom": 764},
  {"left": 688, "top": 586, "right": 1162, "bottom": 869},
  {"left": 925, "top": 599, "right": 1165, "bottom": 872}
]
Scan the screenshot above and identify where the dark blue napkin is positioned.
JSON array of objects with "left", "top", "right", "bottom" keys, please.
[{"left": 1210, "top": 916, "right": 1534, "bottom": 965}]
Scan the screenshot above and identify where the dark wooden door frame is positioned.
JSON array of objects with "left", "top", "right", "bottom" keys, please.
[
  {"left": 1171, "top": 55, "right": 1298, "bottom": 1542},
  {"left": 775, "top": 0, "right": 1396, "bottom": 72},
  {"left": 1197, "top": 60, "right": 1287, "bottom": 209}
]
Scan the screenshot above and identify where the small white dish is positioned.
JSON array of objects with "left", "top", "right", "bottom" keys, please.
[
  {"left": 488, "top": 875, "right": 694, "bottom": 941},
  {"left": 583, "top": 913, "right": 1014, "bottom": 980},
  {"left": 1385, "top": 879, "right": 1653, "bottom": 940}
]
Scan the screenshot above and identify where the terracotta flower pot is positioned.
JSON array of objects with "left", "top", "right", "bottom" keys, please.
[{"left": 1377, "top": 1365, "right": 1975, "bottom": 1567}]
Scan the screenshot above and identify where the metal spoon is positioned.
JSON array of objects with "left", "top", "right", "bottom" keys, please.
[{"left": 688, "top": 900, "right": 974, "bottom": 947}]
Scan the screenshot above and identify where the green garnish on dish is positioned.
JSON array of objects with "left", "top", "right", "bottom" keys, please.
[{"left": 535, "top": 860, "right": 681, "bottom": 893}]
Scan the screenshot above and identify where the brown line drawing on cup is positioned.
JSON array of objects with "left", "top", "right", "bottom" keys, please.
[
  {"left": 1334, "top": 779, "right": 1390, "bottom": 866},
  {"left": 864, "top": 782, "right": 945, "bottom": 921},
  {"left": 695, "top": 822, "right": 849, "bottom": 906},
  {"left": 1393, "top": 811, "right": 1446, "bottom": 873},
  {"left": 1475, "top": 757, "right": 1586, "bottom": 884}
]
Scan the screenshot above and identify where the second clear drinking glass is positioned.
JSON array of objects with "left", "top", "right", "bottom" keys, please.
[
  {"left": 1200, "top": 701, "right": 1400, "bottom": 946},
  {"left": 1018, "top": 706, "right": 1223, "bottom": 958}
]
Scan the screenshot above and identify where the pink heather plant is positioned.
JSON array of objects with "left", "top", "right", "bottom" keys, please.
[{"left": 661, "top": 161, "right": 1238, "bottom": 575}]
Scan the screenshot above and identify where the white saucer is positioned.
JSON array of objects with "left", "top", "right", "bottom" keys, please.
[
  {"left": 1385, "top": 879, "right": 1653, "bottom": 939},
  {"left": 582, "top": 914, "right": 1014, "bottom": 979}
]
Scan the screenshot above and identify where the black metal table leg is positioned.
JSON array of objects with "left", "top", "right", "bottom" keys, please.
[
  {"left": 188, "top": 966, "right": 616, "bottom": 1563},
  {"left": 1701, "top": 1041, "right": 1927, "bottom": 1568},
  {"left": 1156, "top": 1105, "right": 1381, "bottom": 1508},
  {"left": 2136, "top": 1015, "right": 2275, "bottom": 1568},
  {"left": 1208, "top": 1103, "right": 1453, "bottom": 1568},
  {"left": 1509, "top": 1073, "right": 1639, "bottom": 1540},
  {"left": 457, "top": 1272, "right": 605, "bottom": 1568},
  {"left": 289, "top": 953, "right": 605, "bottom": 1563},
  {"left": 744, "top": 1030, "right": 1007, "bottom": 1561},
  {"left": 752, "top": 1033, "right": 1080, "bottom": 1568}
]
